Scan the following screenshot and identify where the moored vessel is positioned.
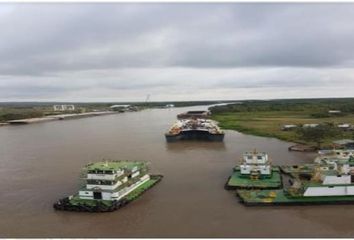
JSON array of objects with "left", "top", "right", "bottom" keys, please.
[
  {"left": 53, "top": 160, "right": 163, "bottom": 212},
  {"left": 315, "top": 149, "right": 354, "bottom": 165},
  {"left": 165, "top": 118, "right": 224, "bottom": 142},
  {"left": 238, "top": 152, "right": 354, "bottom": 205},
  {"left": 225, "top": 151, "right": 282, "bottom": 190}
]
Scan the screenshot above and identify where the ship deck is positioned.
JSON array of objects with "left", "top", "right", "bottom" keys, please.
[
  {"left": 237, "top": 189, "right": 354, "bottom": 206},
  {"left": 226, "top": 167, "right": 282, "bottom": 190}
]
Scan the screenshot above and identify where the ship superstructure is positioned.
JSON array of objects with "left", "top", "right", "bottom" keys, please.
[
  {"left": 165, "top": 118, "right": 224, "bottom": 142},
  {"left": 79, "top": 161, "right": 150, "bottom": 201},
  {"left": 225, "top": 151, "right": 282, "bottom": 190},
  {"left": 240, "top": 151, "right": 272, "bottom": 178},
  {"left": 54, "top": 160, "right": 162, "bottom": 212}
]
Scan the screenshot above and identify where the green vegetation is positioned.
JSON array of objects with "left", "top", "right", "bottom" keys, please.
[
  {"left": 210, "top": 98, "right": 354, "bottom": 147},
  {"left": 0, "top": 108, "right": 44, "bottom": 122},
  {"left": 296, "top": 124, "right": 341, "bottom": 148}
]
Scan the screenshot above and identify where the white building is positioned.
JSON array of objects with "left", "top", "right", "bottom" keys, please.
[
  {"left": 281, "top": 124, "right": 297, "bottom": 131},
  {"left": 303, "top": 123, "right": 319, "bottom": 128},
  {"left": 110, "top": 105, "right": 132, "bottom": 112},
  {"left": 337, "top": 123, "right": 351, "bottom": 130},
  {"left": 53, "top": 104, "right": 75, "bottom": 111},
  {"left": 329, "top": 110, "right": 341, "bottom": 114}
]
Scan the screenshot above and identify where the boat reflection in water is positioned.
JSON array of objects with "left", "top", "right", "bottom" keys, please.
[{"left": 165, "top": 140, "right": 226, "bottom": 152}]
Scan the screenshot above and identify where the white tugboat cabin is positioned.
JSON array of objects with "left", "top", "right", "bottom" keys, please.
[
  {"left": 240, "top": 151, "right": 271, "bottom": 176},
  {"left": 78, "top": 161, "right": 150, "bottom": 201}
]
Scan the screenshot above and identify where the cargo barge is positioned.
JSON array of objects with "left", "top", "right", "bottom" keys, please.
[
  {"left": 165, "top": 118, "right": 224, "bottom": 142},
  {"left": 177, "top": 110, "right": 211, "bottom": 119},
  {"left": 225, "top": 151, "right": 282, "bottom": 190},
  {"left": 53, "top": 160, "right": 162, "bottom": 212},
  {"left": 237, "top": 151, "right": 354, "bottom": 206}
]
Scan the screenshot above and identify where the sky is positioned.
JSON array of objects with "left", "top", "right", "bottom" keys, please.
[{"left": 1, "top": 3, "right": 354, "bottom": 102}]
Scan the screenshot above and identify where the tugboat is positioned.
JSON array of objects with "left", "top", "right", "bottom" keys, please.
[
  {"left": 53, "top": 161, "right": 163, "bottom": 212},
  {"left": 238, "top": 153, "right": 354, "bottom": 205},
  {"left": 225, "top": 151, "right": 282, "bottom": 190},
  {"left": 165, "top": 118, "right": 224, "bottom": 142}
]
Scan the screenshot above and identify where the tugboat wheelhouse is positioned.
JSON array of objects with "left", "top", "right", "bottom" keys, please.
[
  {"left": 79, "top": 161, "right": 149, "bottom": 201},
  {"left": 240, "top": 151, "right": 272, "bottom": 177},
  {"left": 53, "top": 160, "right": 163, "bottom": 212},
  {"left": 225, "top": 151, "right": 282, "bottom": 190}
]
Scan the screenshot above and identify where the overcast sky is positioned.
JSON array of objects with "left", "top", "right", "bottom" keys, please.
[{"left": 1, "top": 3, "right": 354, "bottom": 102}]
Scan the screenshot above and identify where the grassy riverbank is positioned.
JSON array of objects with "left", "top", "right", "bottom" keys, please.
[
  {"left": 210, "top": 99, "right": 354, "bottom": 146},
  {"left": 0, "top": 100, "right": 230, "bottom": 123}
]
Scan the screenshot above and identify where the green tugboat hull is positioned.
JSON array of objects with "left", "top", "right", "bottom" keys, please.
[
  {"left": 225, "top": 167, "right": 282, "bottom": 190},
  {"left": 237, "top": 189, "right": 354, "bottom": 206},
  {"left": 53, "top": 175, "right": 163, "bottom": 212}
]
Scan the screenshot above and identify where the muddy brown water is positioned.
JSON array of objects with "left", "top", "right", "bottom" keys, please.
[{"left": 0, "top": 106, "right": 353, "bottom": 237}]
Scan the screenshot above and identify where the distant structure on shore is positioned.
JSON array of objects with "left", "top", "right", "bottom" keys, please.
[
  {"left": 328, "top": 110, "right": 341, "bottom": 114},
  {"left": 165, "top": 104, "right": 175, "bottom": 108},
  {"left": 110, "top": 104, "right": 136, "bottom": 112},
  {"left": 53, "top": 104, "right": 75, "bottom": 111}
]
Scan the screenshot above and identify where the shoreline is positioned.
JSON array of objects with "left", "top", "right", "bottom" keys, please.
[{"left": 5, "top": 111, "right": 119, "bottom": 125}]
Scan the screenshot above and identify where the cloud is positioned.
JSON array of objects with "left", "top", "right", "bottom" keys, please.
[
  {"left": 1, "top": 67, "right": 354, "bottom": 101},
  {"left": 0, "top": 3, "right": 354, "bottom": 101}
]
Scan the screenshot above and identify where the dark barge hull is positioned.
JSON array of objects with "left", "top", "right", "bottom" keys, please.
[
  {"left": 53, "top": 175, "right": 163, "bottom": 213},
  {"left": 165, "top": 130, "right": 224, "bottom": 142}
]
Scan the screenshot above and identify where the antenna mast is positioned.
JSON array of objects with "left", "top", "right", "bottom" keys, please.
[{"left": 145, "top": 94, "right": 151, "bottom": 103}]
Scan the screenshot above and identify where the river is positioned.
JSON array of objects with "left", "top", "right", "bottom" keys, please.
[{"left": 0, "top": 105, "right": 353, "bottom": 237}]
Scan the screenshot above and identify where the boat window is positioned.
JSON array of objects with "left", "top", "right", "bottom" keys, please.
[{"left": 257, "top": 156, "right": 263, "bottom": 160}]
